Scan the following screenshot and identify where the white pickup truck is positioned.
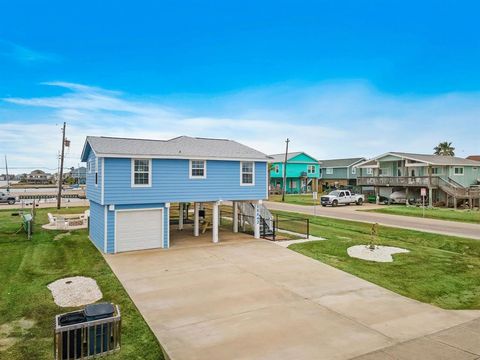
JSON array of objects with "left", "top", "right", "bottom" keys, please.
[{"left": 320, "top": 190, "right": 364, "bottom": 207}]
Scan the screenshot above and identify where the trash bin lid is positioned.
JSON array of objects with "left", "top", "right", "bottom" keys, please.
[
  {"left": 59, "top": 310, "right": 86, "bottom": 326},
  {"left": 84, "top": 303, "right": 114, "bottom": 319}
]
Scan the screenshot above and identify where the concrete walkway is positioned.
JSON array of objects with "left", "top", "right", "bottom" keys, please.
[
  {"left": 266, "top": 201, "right": 480, "bottom": 240},
  {"left": 105, "top": 239, "right": 479, "bottom": 360}
]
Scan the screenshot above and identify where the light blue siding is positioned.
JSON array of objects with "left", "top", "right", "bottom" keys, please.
[
  {"left": 104, "top": 159, "right": 267, "bottom": 204},
  {"left": 105, "top": 203, "right": 169, "bottom": 253},
  {"left": 85, "top": 151, "right": 102, "bottom": 204},
  {"left": 89, "top": 201, "right": 105, "bottom": 251}
]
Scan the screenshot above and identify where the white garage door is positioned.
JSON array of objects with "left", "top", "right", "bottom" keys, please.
[{"left": 116, "top": 209, "right": 163, "bottom": 252}]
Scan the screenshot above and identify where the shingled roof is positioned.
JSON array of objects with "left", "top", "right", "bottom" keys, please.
[
  {"left": 81, "top": 136, "right": 270, "bottom": 161},
  {"left": 356, "top": 152, "right": 480, "bottom": 167},
  {"left": 318, "top": 157, "right": 365, "bottom": 168}
]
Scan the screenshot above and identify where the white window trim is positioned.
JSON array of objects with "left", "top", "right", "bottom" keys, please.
[
  {"left": 131, "top": 159, "right": 152, "bottom": 187},
  {"left": 95, "top": 158, "right": 98, "bottom": 187},
  {"left": 326, "top": 167, "right": 333, "bottom": 175},
  {"left": 351, "top": 167, "right": 356, "bottom": 175},
  {"left": 240, "top": 161, "right": 255, "bottom": 186},
  {"left": 189, "top": 160, "right": 207, "bottom": 179},
  {"left": 453, "top": 167, "right": 464, "bottom": 175},
  {"left": 307, "top": 165, "right": 315, "bottom": 174},
  {"left": 366, "top": 168, "right": 373, "bottom": 175}
]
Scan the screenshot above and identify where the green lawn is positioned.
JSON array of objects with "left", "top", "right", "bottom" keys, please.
[
  {"left": 363, "top": 205, "right": 480, "bottom": 224},
  {"left": 0, "top": 207, "right": 163, "bottom": 360},
  {"left": 268, "top": 194, "right": 321, "bottom": 206},
  {"left": 271, "top": 210, "right": 480, "bottom": 310}
]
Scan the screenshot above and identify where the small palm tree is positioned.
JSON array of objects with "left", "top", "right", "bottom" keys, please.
[{"left": 434, "top": 141, "right": 455, "bottom": 156}]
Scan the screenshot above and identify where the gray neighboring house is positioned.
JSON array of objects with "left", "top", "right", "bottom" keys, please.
[
  {"left": 318, "top": 157, "right": 366, "bottom": 190},
  {"left": 68, "top": 166, "right": 87, "bottom": 184},
  {"left": 356, "top": 152, "right": 480, "bottom": 208}
]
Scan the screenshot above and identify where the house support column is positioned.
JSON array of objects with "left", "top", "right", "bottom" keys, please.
[
  {"left": 405, "top": 188, "right": 410, "bottom": 207},
  {"left": 212, "top": 201, "right": 219, "bottom": 243},
  {"left": 178, "top": 203, "right": 184, "bottom": 230},
  {"left": 428, "top": 188, "right": 433, "bottom": 208},
  {"left": 253, "top": 200, "right": 261, "bottom": 239},
  {"left": 454, "top": 197, "right": 457, "bottom": 210},
  {"left": 375, "top": 187, "right": 380, "bottom": 205},
  {"left": 193, "top": 202, "right": 200, "bottom": 237},
  {"left": 233, "top": 201, "right": 238, "bottom": 233}
]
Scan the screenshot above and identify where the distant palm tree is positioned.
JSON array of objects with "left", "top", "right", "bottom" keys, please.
[{"left": 434, "top": 141, "right": 455, "bottom": 156}]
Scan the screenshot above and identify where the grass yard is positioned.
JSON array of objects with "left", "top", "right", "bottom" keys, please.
[
  {"left": 363, "top": 205, "right": 480, "bottom": 224},
  {"left": 0, "top": 207, "right": 163, "bottom": 360},
  {"left": 268, "top": 194, "right": 320, "bottom": 206},
  {"left": 271, "top": 210, "right": 480, "bottom": 310}
]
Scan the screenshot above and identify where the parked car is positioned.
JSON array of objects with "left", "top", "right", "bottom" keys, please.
[
  {"left": 321, "top": 190, "right": 364, "bottom": 207},
  {"left": 367, "top": 195, "right": 390, "bottom": 204},
  {"left": 0, "top": 192, "right": 17, "bottom": 205}
]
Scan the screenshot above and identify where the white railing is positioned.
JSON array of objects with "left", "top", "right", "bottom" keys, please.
[{"left": 237, "top": 202, "right": 274, "bottom": 233}]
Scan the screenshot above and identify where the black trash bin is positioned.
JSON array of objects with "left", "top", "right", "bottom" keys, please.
[
  {"left": 85, "top": 303, "right": 115, "bottom": 356},
  {"left": 58, "top": 310, "right": 86, "bottom": 360}
]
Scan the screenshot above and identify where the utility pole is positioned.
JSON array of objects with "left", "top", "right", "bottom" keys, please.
[
  {"left": 4, "top": 155, "right": 9, "bottom": 192},
  {"left": 281, "top": 138, "right": 290, "bottom": 202},
  {"left": 57, "top": 122, "right": 66, "bottom": 209}
]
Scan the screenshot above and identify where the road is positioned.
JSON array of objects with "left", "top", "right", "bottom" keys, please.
[{"left": 265, "top": 201, "right": 480, "bottom": 240}]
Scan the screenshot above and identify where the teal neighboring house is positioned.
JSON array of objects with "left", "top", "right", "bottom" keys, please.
[
  {"left": 356, "top": 152, "right": 480, "bottom": 208},
  {"left": 269, "top": 152, "right": 320, "bottom": 193}
]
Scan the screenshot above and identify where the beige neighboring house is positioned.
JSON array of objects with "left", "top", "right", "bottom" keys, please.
[{"left": 25, "top": 170, "right": 53, "bottom": 184}]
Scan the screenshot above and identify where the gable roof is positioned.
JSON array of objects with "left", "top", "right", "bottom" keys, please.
[
  {"left": 268, "top": 151, "right": 318, "bottom": 163},
  {"left": 81, "top": 136, "right": 270, "bottom": 162},
  {"left": 356, "top": 152, "right": 480, "bottom": 167},
  {"left": 318, "top": 157, "right": 365, "bottom": 168},
  {"left": 467, "top": 155, "right": 480, "bottom": 162}
]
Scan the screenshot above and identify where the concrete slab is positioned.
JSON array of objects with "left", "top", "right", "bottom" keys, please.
[
  {"left": 381, "top": 338, "right": 477, "bottom": 360},
  {"left": 105, "top": 239, "right": 480, "bottom": 360}
]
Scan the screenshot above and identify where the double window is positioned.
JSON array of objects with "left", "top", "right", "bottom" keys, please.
[
  {"left": 325, "top": 168, "right": 333, "bottom": 175},
  {"left": 241, "top": 161, "right": 255, "bottom": 185},
  {"left": 190, "top": 160, "right": 206, "bottom": 179},
  {"left": 366, "top": 168, "right": 373, "bottom": 175},
  {"left": 454, "top": 167, "right": 464, "bottom": 175},
  {"left": 307, "top": 165, "right": 316, "bottom": 174},
  {"left": 132, "top": 159, "right": 151, "bottom": 187}
]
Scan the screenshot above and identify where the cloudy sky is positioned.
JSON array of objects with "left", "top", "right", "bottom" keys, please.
[{"left": 1, "top": 0, "right": 479, "bottom": 173}]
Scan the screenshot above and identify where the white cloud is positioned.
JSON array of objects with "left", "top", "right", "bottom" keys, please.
[
  {"left": 0, "top": 39, "right": 60, "bottom": 64},
  {"left": 1, "top": 81, "right": 479, "bottom": 172}
]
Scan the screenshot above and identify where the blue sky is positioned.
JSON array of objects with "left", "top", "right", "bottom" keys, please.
[{"left": 1, "top": 0, "right": 479, "bottom": 172}]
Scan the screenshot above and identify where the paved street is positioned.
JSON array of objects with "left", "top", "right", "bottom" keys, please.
[{"left": 265, "top": 201, "right": 480, "bottom": 240}]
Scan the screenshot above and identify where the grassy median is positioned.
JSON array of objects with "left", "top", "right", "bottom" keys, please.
[
  {"left": 271, "top": 210, "right": 480, "bottom": 310},
  {"left": 268, "top": 194, "right": 321, "bottom": 206},
  {"left": 0, "top": 207, "right": 163, "bottom": 360},
  {"left": 363, "top": 205, "right": 480, "bottom": 224}
]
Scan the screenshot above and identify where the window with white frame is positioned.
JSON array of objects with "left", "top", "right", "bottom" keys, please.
[
  {"left": 95, "top": 158, "right": 98, "bottom": 186},
  {"left": 454, "top": 167, "right": 464, "bottom": 175},
  {"left": 190, "top": 160, "right": 206, "bottom": 178},
  {"left": 307, "top": 165, "right": 315, "bottom": 174},
  {"left": 432, "top": 167, "right": 441, "bottom": 175},
  {"left": 241, "top": 161, "right": 254, "bottom": 185},
  {"left": 366, "top": 168, "right": 373, "bottom": 175},
  {"left": 132, "top": 159, "right": 151, "bottom": 186},
  {"left": 87, "top": 160, "right": 91, "bottom": 173},
  {"left": 351, "top": 167, "right": 356, "bottom": 175},
  {"left": 326, "top": 167, "right": 333, "bottom": 175}
]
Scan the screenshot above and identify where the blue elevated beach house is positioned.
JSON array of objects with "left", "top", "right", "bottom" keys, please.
[{"left": 81, "top": 136, "right": 271, "bottom": 253}]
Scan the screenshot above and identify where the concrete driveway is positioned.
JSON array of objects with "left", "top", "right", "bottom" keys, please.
[
  {"left": 265, "top": 201, "right": 480, "bottom": 240},
  {"left": 105, "top": 239, "right": 479, "bottom": 360}
]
